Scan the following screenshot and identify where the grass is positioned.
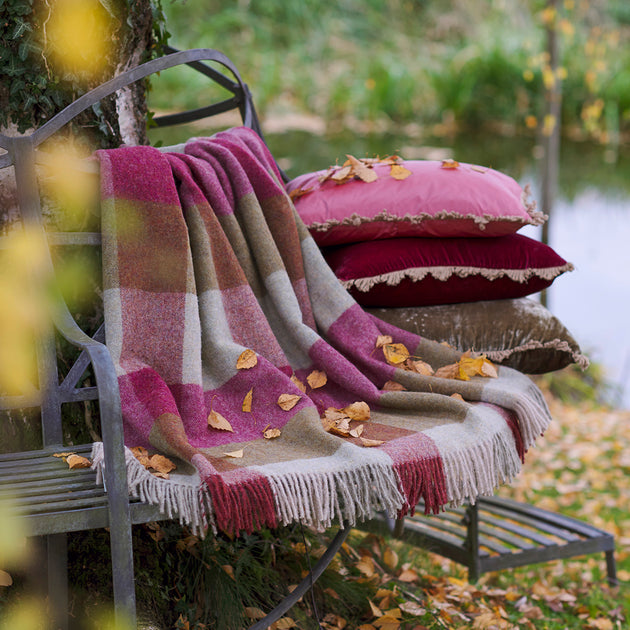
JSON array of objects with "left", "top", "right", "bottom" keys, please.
[{"left": 150, "top": 0, "right": 630, "bottom": 144}]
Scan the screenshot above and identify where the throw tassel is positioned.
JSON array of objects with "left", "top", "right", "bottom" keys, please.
[{"left": 203, "top": 473, "right": 278, "bottom": 536}]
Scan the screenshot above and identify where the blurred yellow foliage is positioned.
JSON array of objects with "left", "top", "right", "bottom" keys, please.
[
  {"left": 0, "top": 230, "right": 49, "bottom": 396},
  {"left": 44, "top": 0, "right": 115, "bottom": 78}
]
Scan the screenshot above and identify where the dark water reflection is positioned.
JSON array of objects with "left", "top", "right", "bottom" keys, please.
[{"left": 151, "top": 125, "right": 630, "bottom": 407}]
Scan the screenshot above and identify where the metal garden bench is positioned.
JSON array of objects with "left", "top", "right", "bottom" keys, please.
[{"left": 0, "top": 46, "right": 617, "bottom": 630}]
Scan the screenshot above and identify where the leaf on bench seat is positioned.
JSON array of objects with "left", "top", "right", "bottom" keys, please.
[{"left": 53, "top": 452, "right": 91, "bottom": 469}]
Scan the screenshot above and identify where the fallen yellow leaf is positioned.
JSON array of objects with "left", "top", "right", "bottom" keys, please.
[
  {"left": 307, "top": 369, "right": 327, "bottom": 389},
  {"left": 434, "top": 362, "right": 462, "bottom": 380},
  {"left": 357, "top": 556, "right": 376, "bottom": 578},
  {"left": 345, "top": 154, "right": 378, "bottom": 183},
  {"left": 67, "top": 454, "right": 91, "bottom": 469},
  {"left": 390, "top": 163, "right": 412, "bottom": 180},
  {"left": 360, "top": 437, "right": 385, "bottom": 448},
  {"left": 404, "top": 358, "right": 434, "bottom": 375},
  {"left": 383, "top": 547, "right": 398, "bottom": 570},
  {"left": 375, "top": 335, "right": 393, "bottom": 348},
  {"left": 397, "top": 567, "right": 419, "bottom": 582},
  {"left": 277, "top": 393, "right": 301, "bottom": 411},
  {"left": 208, "top": 410, "right": 234, "bottom": 432},
  {"left": 224, "top": 449, "right": 244, "bottom": 459},
  {"left": 441, "top": 158, "right": 460, "bottom": 169},
  {"left": 350, "top": 424, "right": 364, "bottom": 438},
  {"left": 242, "top": 388, "right": 253, "bottom": 412},
  {"left": 382, "top": 380, "right": 406, "bottom": 391},
  {"left": 148, "top": 454, "right": 176, "bottom": 475},
  {"left": 331, "top": 164, "right": 353, "bottom": 182},
  {"left": 383, "top": 343, "right": 410, "bottom": 365},
  {"left": 244, "top": 607, "right": 266, "bottom": 620},
  {"left": 344, "top": 401, "right": 370, "bottom": 421},
  {"left": 263, "top": 427, "right": 282, "bottom": 440},
  {"left": 399, "top": 601, "right": 426, "bottom": 616},
  {"left": 329, "top": 418, "right": 352, "bottom": 437},
  {"left": 271, "top": 618, "right": 298, "bottom": 629},
  {"left": 236, "top": 349, "right": 257, "bottom": 370}
]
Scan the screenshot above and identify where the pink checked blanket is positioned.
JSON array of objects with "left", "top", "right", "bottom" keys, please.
[{"left": 93, "top": 127, "right": 551, "bottom": 536}]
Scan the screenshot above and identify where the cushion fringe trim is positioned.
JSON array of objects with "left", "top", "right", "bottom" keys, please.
[
  {"left": 484, "top": 339, "right": 589, "bottom": 371},
  {"left": 306, "top": 191, "right": 547, "bottom": 234},
  {"left": 341, "top": 262, "right": 575, "bottom": 292}
]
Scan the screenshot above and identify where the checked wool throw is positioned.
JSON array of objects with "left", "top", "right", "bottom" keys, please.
[{"left": 93, "top": 127, "right": 551, "bottom": 536}]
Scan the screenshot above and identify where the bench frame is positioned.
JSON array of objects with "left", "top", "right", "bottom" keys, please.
[
  {"left": 0, "top": 46, "right": 617, "bottom": 629},
  {"left": 0, "top": 47, "right": 314, "bottom": 630}
]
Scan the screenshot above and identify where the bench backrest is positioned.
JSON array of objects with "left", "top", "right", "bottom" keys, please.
[{"left": 0, "top": 48, "right": 265, "bottom": 451}]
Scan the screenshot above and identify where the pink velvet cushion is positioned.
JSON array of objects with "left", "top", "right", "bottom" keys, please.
[
  {"left": 323, "top": 234, "right": 574, "bottom": 307},
  {"left": 287, "top": 160, "right": 546, "bottom": 246}
]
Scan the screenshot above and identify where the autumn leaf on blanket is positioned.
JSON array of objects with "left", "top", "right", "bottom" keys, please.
[
  {"left": 350, "top": 424, "right": 365, "bottom": 438},
  {"left": 343, "top": 401, "right": 370, "bottom": 421},
  {"left": 208, "top": 409, "right": 234, "bottom": 432},
  {"left": 360, "top": 437, "right": 385, "bottom": 447},
  {"left": 404, "top": 358, "right": 434, "bottom": 376},
  {"left": 290, "top": 374, "right": 306, "bottom": 392},
  {"left": 382, "top": 380, "right": 406, "bottom": 391},
  {"left": 434, "top": 353, "right": 498, "bottom": 381},
  {"left": 329, "top": 417, "right": 352, "bottom": 437},
  {"left": 433, "top": 362, "right": 462, "bottom": 380},
  {"left": 148, "top": 454, "right": 176, "bottom": 476},
  {"left": 323, "top": 407, "right": 349, "bottom": 422},
  {"left": 390, "top": 163, "right": 412, "bottom": 180},
  {"left": 242, "top": 388, "right": 253, "bottom": 413},
  {"left": 277, "top": 393, "right": 301, "bottom": 411},
  {"left": 224, "top": 449, "right": 244, "bottom": 459},
  {"left": 263, "top": 424, "right": 281, "bottom": 439},
  {"left": 375, "top": 334, "right": 393, "bottom": 349},
  {"left": 441, "top": 158, "right": 460, "bottom": 169},
  {"left": 451, "top": 393, "right": 466, "bottom": 402},
  {"left": 382, "top": 343, "right": 410, "bottom": 365},
  {"left": 306, "top": 369, "right": 327, "bottom": 389},
  {"left": 130, "top": 446, "right": 151, "bottom": 467},
  {"left": 236, "top": 349, "right": 257, "bottom": 370}
]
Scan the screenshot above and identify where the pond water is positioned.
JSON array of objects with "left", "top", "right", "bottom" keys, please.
[{"left": 151, "top": 124, "right": 630, "bottom": 408}]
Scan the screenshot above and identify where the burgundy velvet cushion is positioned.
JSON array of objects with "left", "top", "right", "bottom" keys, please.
[
  {"left": 323, "top": 234, "right": 574, "bottom": 307},
  {"left": 287, "top": 160, "right": 546, "bottom": 246}
]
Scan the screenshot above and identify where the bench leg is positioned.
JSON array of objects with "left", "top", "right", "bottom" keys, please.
[
  {"left": 605, "top": 550, "right": 618, "bottom": 587},
  {"left": 47, "top": 533, "right": 69, "bottom": 630},
  {"left": 465, "top": 502, "right": 481, "bottom": 583},
  {"left": 108, "top": 517, "right": 137, "bottom": 628}
]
